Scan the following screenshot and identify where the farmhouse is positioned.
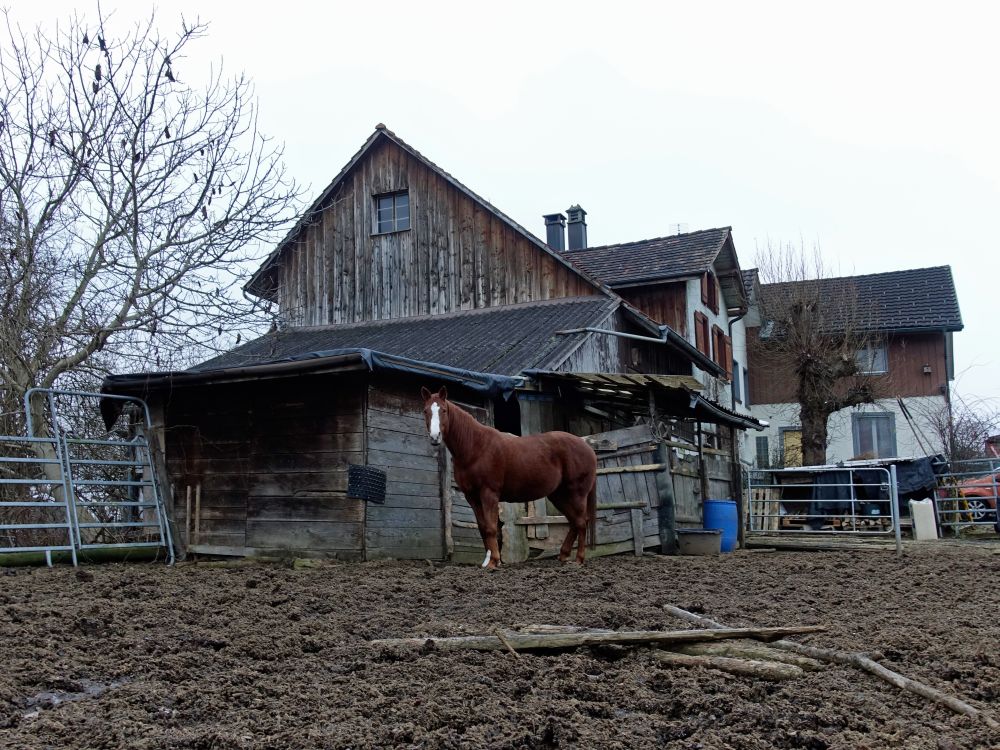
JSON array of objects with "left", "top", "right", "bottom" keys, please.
[
  {"left": 743, "top": 266, "right": 963, "bottom": 466},
  {"left": 103, "top": 125, "right": 763, "bottom": 563}
]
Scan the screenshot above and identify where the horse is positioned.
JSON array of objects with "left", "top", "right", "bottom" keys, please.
[{"left": 420, "top": 386, "right": 598, "bottom": 569}]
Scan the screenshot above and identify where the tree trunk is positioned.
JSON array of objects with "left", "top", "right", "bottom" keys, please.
[{"left": 800, "top": 406, "right": 831, "bottom": 466}]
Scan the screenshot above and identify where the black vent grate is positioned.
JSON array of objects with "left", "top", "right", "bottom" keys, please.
[{"left": 347, "top": 464, "right": 387, "bottom": 504}]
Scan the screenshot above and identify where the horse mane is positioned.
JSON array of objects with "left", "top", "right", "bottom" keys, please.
[{"left": 443, "top": 399, "right": 487, "bottom": 461}]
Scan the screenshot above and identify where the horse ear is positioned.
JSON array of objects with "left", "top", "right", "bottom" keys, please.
[
  {"left": 437, "top": 386, "right": 448, "bottom": 401},
  {"left": 420, "top": 386, "right": 431, "bottom": 401}
]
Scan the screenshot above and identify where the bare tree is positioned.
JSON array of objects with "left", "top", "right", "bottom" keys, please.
[
  {"left": 921, "top": 396, "right": 1000, "bottom": 463},
  {"left": 750, "top": 243, "right": 885, "bottom": 465},
  {"left": 0, "top": 8, "right": 300, "bottom": 438}
]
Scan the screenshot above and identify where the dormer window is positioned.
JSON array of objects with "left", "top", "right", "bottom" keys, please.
[{"left": 374, "top": 190, "right": 410, "bottom": 234}]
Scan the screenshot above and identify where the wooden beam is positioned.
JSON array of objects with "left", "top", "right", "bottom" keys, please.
[
  {"left": 596, "top": 463, "right": 666, "bottom": 475},
  {"left": 652, "top": 650, "right": 803, "bottom": 681},
  {"left": 371, "top": 625, "right": 827, "bottom": 652},
  {"left": 662, "top": 605, "right": 1000, "bottom": 731}
]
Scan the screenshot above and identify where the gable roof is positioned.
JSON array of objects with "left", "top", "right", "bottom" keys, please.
[
  {"left": 195, "top": 296, "right": 619, "bottom": 376},
  {"left": 560, "top": 227, "right": 728, "bottom": 283},
  {"left": 562, "top": 227, "right": 747, "bottom": 309},
  {"left": 245, "top": 125, "right": 606, "bottom": 300},
  {"left": 758, "top": 266, "right": 963, "bottom": 333}
]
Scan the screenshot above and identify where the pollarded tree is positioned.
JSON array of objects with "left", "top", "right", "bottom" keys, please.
[
  {"left": 0, "top": 8, "right": 300, "bottom": 437},
  {"left": 750, "top": 244, "right": 885, "bottom": 466}
]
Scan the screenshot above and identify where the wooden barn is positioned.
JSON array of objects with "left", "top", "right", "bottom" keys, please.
[{"left": 103, "top": 125, "right": 762, "bottom": 563}]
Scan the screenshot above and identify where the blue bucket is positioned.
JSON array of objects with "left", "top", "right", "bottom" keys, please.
[{"left": 704, "top": 499, "right": 738, "bottom": 553}]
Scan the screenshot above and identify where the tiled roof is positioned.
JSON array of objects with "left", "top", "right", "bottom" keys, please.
[
  {"left": 194, "top": 297, "right": 617, "bottom": 376},
  {"left": 758, "top": 266, "right": 962, "bottom": 333},
  {"left": 561, "top": 227, "right": 731, "bottom": 287}
]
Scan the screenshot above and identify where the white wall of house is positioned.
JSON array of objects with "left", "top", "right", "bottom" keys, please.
[
  {"left": 684, "top": 276, "right": 748, "bottom": 411},
  {"left": 745, "top": 395, "right": 949, "bottom": 467}
]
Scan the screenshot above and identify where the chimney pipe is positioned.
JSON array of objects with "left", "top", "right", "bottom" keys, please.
[
  {"left": 567, "top": 205, "right": 587, "bottom": 250},
  {"left": 543, "top": 213, "right": 566, "bottom": 251}
]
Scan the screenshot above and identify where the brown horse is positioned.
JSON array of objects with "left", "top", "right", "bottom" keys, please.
[{"left": 421, "top": 386, "right": 597, "bottom": 568}]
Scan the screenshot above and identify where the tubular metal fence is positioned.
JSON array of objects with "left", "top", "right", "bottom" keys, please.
[
  {"left": 747, "top": 464, "right": 902, "bottom": 553},
  {"left": 934, "top": 457, "right": 1000, "bottom": 534},
  {"left": 0, "top": 389, "right": 173, "bottom": 565}
]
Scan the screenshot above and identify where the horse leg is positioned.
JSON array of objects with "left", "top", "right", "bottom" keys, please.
[
  {"left": 477, "top": 489, "right": 503, "bottom": 570},
  {"left": 551, "top": 487, "right": 591, "bottom": 564}
]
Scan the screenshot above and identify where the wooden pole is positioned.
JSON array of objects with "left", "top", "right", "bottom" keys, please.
[
  {"left": 185, "top": 485, "right": 192, "bottom": 545},
  {"left": 730, "top": 425, "right": 745, "bottom": 549},
  {"left": 663, "top": 605, "right": 1000, "bottom": 731},
  {"left": 652, "top": 649, "right": 803, "bottom": 681},
  {"left": 193, "top": 483, "right": 201, "bottom": 546},
  {"left": 651, "top": 389, "right": 677, "bottom": 555},
  {"left": 371, "top": 625, "right": 826, "bottom": 652}
]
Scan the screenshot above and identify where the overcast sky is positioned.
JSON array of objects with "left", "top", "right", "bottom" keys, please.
[{"left": 20, "top": 1, "right": 1000, "bottom": 407}]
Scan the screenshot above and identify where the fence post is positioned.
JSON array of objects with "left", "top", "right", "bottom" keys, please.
[{"left": 890, "top": 465, "right": 902, "bottom": 558}]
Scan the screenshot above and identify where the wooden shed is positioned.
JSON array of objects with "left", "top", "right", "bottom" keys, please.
[{"left": 102, "top": 124, "right": 764, "bottom": 562}]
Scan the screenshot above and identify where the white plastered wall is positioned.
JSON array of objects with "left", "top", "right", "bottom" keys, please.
[{"left": 745, "top": 395, "right": 949, "bottom": 467}]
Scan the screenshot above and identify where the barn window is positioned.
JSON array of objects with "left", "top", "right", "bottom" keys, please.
[{"left": 374, "top": 191, "right": 410, "bottom": 234}]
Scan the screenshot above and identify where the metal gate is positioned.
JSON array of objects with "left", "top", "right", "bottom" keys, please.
[
  {"left": 0, "top": 389, "right": 174, "bottom": 565},
  {"left": 934, "top": 457, "right": 1000, "bottom": 534},
  {"left": 747, "top": 464, "right": 902, "bottom": 552}
]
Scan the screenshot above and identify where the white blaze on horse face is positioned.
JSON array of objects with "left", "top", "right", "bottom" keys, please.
[
  {"left": 481, "top": 549, "right": 491, "bottom": 568},
  {"left": 429, "top": 402, "right": 441, "bottom": 445}
]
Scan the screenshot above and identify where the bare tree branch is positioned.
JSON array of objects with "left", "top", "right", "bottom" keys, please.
[{"left": 0, "top": 7, "right": 301, "bottom": 436}]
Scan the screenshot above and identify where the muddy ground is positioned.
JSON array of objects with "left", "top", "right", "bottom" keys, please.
[{"left": 1, "top": 545, "right": 998, "bottom": 750}]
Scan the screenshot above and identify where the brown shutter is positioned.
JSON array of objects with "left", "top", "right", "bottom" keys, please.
[
  {"left": 724, "top": 335, "right": 733, "bottom": 380},
  {"left": 694, "top": 312, "right": 707, "bottom": 355},
  {"left": 701, "top": 274, "right": 709, "bottom": 305}
]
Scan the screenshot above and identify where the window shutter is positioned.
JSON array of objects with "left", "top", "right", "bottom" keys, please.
[
  {"left": 708, "top": 274, "right": 719, "bottom": 314},
  {"left": 694, "top": 312, "right": 711, "bottom": 356},
  {"left": 724, "top": 335, "right": 733, "bottom": 379},
  {"left": 701, "top": 274, "right": 709, "bottom": 305}
]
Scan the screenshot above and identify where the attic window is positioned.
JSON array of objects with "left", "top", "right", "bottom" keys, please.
[{"left": 374, "top": 191, "right": 410, "bottom": 234}]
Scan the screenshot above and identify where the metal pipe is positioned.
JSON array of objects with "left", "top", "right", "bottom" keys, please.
[{"left": 890, "top": 465, "right": 902, "bottom": 558}]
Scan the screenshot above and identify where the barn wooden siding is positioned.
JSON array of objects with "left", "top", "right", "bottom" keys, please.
[
  {"left": 275, "top": 139, "right": 598, "bottom": 326},
  {"left": 748, "top": 330, "right": 951, "bottom": 405},
  {"left": 621, "top": 283, "right": 689, "bottom": 336},
  {"left": 364, "top": 384, "right": 446, "bottom": 560},
  {"left": 555, "top": 311, "right": 692, "bottom": 376},
  {"left": 165, "top": 376, "right": 367, "bottom": 559}
]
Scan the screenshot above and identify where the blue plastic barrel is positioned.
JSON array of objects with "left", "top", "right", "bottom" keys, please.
[{"left": 704, "top": 499, "right": 738, "bottom": 553}]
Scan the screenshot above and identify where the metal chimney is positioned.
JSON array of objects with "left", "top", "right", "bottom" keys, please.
[
  {"left": 566, "top": 205, "right": 587, "bottom": 250},
  {"left": 543, "top": 213, "right": 566, "bottom": 251}
]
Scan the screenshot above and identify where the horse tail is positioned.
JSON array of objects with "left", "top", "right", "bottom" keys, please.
[{"left": 586, "top": 479, "right": 598, "bottom": 549}]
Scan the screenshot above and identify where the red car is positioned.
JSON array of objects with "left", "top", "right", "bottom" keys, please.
[{"left": 938, "top": 471, "right": 999, "bottom": 523}]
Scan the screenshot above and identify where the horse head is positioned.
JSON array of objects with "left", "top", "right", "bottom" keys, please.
[{"left": 420, "top": 386, "right": 450, "bottom": 447}]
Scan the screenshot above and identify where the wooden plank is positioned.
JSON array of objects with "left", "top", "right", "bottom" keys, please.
[
  {"left": 365, "top": 526, "right": 443, "bottom": 548},
  {"left": 367, "top": 448, "right": 439, "bottom": 472},
  {"left": 386, "top": 481, "right": 439, "bottom": 498},
  {"left": 367, "top": 428, "right": 435, "bottom": 457},
  {"left": 630, "top": 509, "right": 644, "bottom": 556},
  {"left": 247, "top": 495, "right": 361, "bottom": 523},
  {"left": 596, "top": 463, "right": 666, "bottom": 475},
  {"left": 246, "top": 520, "right": 363, "bottom": 551},
  {"left": 379, "top": 494, "right": 440, "bottom": 509},
  {"left": 247, "top": 470, "right": 351, "bottom": 497},
  {"left": 365, "top": 506, "right": 442, "bottom": 528},
  {"left": 366, "top": 409, "right": 426, "bottom": 433}
]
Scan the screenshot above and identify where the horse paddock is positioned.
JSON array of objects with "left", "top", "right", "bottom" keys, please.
[{"left": 1, "top": 545, "right": 998, "bottom": 749}]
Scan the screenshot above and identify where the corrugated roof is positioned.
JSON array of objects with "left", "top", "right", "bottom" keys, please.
[
  {"left": 562, "top": 227, "right": 732, "bottom": 287},
  {"left": 523, "top": 371, "right": 764, "bottom": 430},
  {"left": 759, "top": 266, "right": 963, "bottom": 333},
  {"left": 194, "top": 296, "right": 618, "bottom": 376}
]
